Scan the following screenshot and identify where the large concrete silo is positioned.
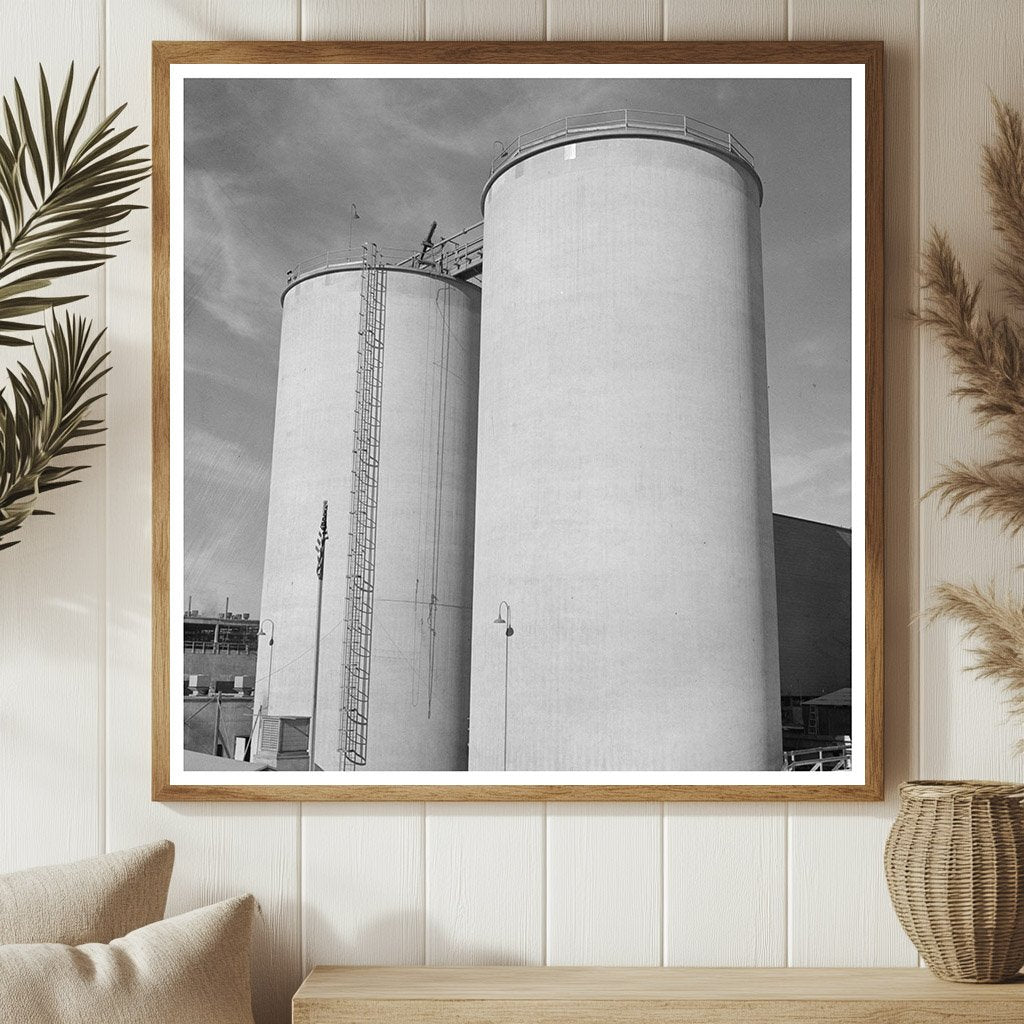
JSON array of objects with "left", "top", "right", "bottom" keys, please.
[
  {"left": 468, "top": 113, "right": 782, "bottom": 771},
  {"left": 257, "top": 259, "right": 479, "bottom": 770}
]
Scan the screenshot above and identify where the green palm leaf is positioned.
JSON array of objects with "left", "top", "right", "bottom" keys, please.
[
  {"left": 0, "top": 312, "right": 110, "bottom": 549},
  {"left": 0, "top": 64, "right": 149, "bottom": 346}
]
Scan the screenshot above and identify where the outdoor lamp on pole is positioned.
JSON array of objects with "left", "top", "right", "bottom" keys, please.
[
  {"left": 495, "top": 602, "right": 513, "bottom": 769},
  {"left": 258, "top": 618, "right": 276, "bottom": 702},
  {"left": 256, "top": 618, "right": 275, "bottom": 755}
]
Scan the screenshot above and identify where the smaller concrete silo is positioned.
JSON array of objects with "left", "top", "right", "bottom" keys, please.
[{"left": 256, "top": 252, "right": 480, "bottom": 771}]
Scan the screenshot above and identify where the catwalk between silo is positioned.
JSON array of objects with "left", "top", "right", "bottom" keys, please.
[{"left": 469, "top": 114, "right": 783, "bottom": 771}]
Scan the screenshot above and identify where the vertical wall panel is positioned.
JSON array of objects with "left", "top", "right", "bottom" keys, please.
[
  {"left": 547, "top": 0, "right": 662, "bottom": 41},
  {"left": 918, "top": 0, "right": 1024, "bottom": 779},
  {"left": 657, "top": 0, "right": 788, "bottom": 970},
  {"left": 664, "top": 0, "right": 786, "bottom": 39},
  {"left": 422, "top": 84, "right": 541, "bottom": 949},
  {"left": 787, "top": 0, "right": 920, "bottom": 968},
  {"left": 425, "top": 804, "right": 545, "bottom": 964},
  {"left": 0, "top": 0, "right": 106, "bottom": 876},
  {"left": 297, "top": 2, "right": 428, "bottom": 996},
  {"left": 426, "top": 0, "right": 544, "bottom": 39},
  {"left": 103, "top": 4, "right": 301, "bottom": 1023},
  {"left": 664, "top": 805, "right": 786, "bottom": 966},
  {"left": 302, "top": 0, "right": 425, "bottom": 39},
  {"left": 303, "top": 805, "right": 426, "bottom": 968},
  {"left": 547, "top": 804, "right": 662, "bottom": 965}
]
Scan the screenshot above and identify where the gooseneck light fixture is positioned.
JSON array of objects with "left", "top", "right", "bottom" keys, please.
[{"left": 494, "top": 601, "right": 513, "bottom": 636}]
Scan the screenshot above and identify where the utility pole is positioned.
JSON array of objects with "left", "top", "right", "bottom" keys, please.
[
  {"left": 212, "top": 692, "right": 222, "bottom": 756},
  {"left": 309, "top": 501, "right": 329, "bottom": 772},
  {"left": 495, "top": 602, "right": 514, "bottom": 770},
  {"left": 256, "top": 618, "right": 275, "bottom": 757}
]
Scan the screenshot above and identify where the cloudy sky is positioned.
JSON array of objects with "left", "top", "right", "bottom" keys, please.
[{"left": 183, "top": 74, "right": 852, "bottom": 617}]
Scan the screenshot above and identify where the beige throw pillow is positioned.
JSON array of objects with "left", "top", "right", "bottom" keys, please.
[
  {"left": 0, "top": 840, "right": 174, "bottom": 945},
  {"left": 0, "top": 894, "right": 256, "bottom": 1024}
]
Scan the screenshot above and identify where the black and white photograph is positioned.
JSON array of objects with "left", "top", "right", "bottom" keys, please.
[{"left": 165, "top": 57, "right": 873, "bottom": 791}]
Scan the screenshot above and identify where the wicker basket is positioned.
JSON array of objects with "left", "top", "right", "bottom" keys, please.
[{"left": 885, "top": 780, "right": 1024, "bottom": 982}]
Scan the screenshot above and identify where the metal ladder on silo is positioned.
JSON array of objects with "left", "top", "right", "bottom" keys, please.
[{"left": 340, "top": 245, "right": 387, "bottom": 769}]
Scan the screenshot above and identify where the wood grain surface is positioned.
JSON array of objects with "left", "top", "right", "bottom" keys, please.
[{"left": 292, "top": 967, "right": 1024, "bottom": 1023}]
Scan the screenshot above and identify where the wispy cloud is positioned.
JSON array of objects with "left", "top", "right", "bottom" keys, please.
[
  {"left": 771, "top": 439, "right": 852, "bottom": 528},
  {"left": 184, "top": 426, "right": 272, "bottom": 615},
  {"left": 183, "top": 76, "right": 853, "bottom": 610}
]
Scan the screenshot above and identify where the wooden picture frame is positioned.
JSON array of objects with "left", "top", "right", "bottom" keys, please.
[{"left": 153, "top": 40, "right": 883, "bottom": 801}]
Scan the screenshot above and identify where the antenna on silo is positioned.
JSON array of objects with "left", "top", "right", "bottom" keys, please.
[
  {"left": 417, "top": 221, "right": 438, "bottom": 267},
  {"left": 348, "top": 203, "right": 360, "bottom": 251}
]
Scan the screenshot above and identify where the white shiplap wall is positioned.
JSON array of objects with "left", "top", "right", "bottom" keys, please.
[{"left": 3, "top": 2, "right": 1023, "bottom": 1021}]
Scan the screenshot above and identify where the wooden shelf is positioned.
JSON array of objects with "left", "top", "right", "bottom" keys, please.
[{"left": 293, "top": 966, "right": 1024, "bottom": 1023}]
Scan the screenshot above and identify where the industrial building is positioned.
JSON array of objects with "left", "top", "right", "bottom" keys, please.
[
  {"left": 183, "top": 603, "right": 258, "bottom": 692},
  {"left": 183, "top": 603, "right": 261, "bottom": 767},
  {"left": 773, "top": 515, "right": 852, "bottom": 702},
  {"left": 249, "top": 110, "right": 851, "bottom": 773}
]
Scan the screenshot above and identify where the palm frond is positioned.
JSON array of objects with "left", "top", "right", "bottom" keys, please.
[
  {"left": 0, "top": 312, "right": 109, "bottom": 548},
  {"left": 0, "top": 64, "right": 148, "bottom": 346}
]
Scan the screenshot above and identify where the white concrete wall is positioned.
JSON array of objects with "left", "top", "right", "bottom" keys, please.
[
  {"left": 258, "top": 267, "right": 479, "bottom": 770},
  {"left": 470, "top": 137, "right": 780, "bottom": 770},
  {"left": 365, "top": 271, "right": 480, "bottom": 770},
  {"left": 4, "top": 3, "right": 1023, "bottom": 1024}
]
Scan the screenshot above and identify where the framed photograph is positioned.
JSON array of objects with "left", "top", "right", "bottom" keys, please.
[{"left": 153, "top": 41, "right": 883, "bottom": 801}]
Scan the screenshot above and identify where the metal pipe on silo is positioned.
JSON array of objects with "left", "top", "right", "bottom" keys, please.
[
  {"left": 256, "top": 255, "right": 480, "bottom": 771},
  {"left": 469, "top": 111, "right": 783, "bottom": 771}
]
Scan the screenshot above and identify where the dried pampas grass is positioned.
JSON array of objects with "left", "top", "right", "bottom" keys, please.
[
  {"left": 931, "top": 583, "right": 1024, "bottom": 714},
  {"left": 922, "top": 98, "right": 1024, "bottom": 725}
]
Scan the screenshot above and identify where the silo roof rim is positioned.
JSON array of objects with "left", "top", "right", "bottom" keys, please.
[
  {"left": 481, "top": 125, "right": 764, "bottom": 211},
  {"left": 280, "top": 262, "right": 481, "bottom": 306}
]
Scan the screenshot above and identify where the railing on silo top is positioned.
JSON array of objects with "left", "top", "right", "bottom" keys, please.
[{"left": 490, "top": 109, "right": 756, "bottom": 175}]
